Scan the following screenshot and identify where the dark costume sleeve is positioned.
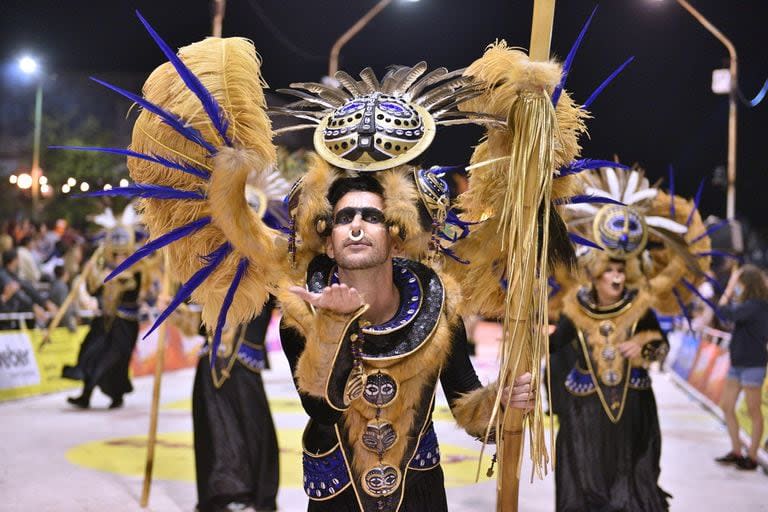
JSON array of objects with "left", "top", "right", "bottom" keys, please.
[
  {"left": 441, "top": 320, "right": 483, "bottom": 405},
  {"left": 718, "top": 301, "right": 760, "bottom": 323},
  {"left": 633, "top": 309, "right": 669, "bottom": 363},
  {"left": 549, "top": 314, "right": 577, "bottom": 353},
  {"left": 280, "top": 321, "right": 343, "bottom": 425},
  {"left": 442, "top": 319, "right": 497, "bottom": 439}
]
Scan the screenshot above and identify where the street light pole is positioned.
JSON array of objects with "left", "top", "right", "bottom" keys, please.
[
  {"left": 211, "top": 0, "right": 226, "bottom": 37},
  {"left": 31, "top": 80, "right": 43, "bottom": 215},
  {"left": 673, "top": 0, "right": 738, "bottom": 220},
  {"left": 328, "top": 0, "right": 393, "bottom": 77}
]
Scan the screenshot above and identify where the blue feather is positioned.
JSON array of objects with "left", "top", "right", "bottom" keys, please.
[
  {"left": 554, "top": 194, "right": 625, "bottom": 206},
  {"left": 105, "top": 217, "right": 212, "bottom": 282},
  {"left": 210, "top": 257, "right": 250, "bottom": 368},
  {"left": 690, "top": 219, "right": 729, "bottom": 244},
  {"left": 680, "top": 277, "right": 725, "bottom": 321},
  {"left": 672, "top": 287, "right": 693, "bottom": 331},
  {"left": 686, "top": 178, "right": 706, "bottom": 227},
  {"left": 80, "top": 184, "right": 205, "bottom": 201},
  {"left": 568, "top": 232, "right": 604, "bottom": 250},
  {"left": 135, "top": 11, "right": 232, "bottom": 147},
  {"left": 90, "top": 77, "right": 217, "bottom": 155},
  {"left": 144, "top": 243, "right": 232, "bottom": 340},
  {"left": 437, "top": 244, "right": 470, "bottom": 264},
  {"left": 557, "top": 159, "right": 629, "bottom": 177},
  {"left": 552, "top": 5, "right": 598, "bottom": 107},
  {"left": 49, "top": 145, "right": 209, "bottom": 180},
  {"left": 445, "top": 210, "right": 480, "bottom": 240},
  {"left": 702, "top": 272, "right": 724, "bottom": 295},
  {"left": 668, "top": 164, "right": 676, "bottom": 218},
  {"left": 548, "top": 275, "right": 562, "bottom": 298},
  {"left": 582, "top": 56, "right": 635, "bottom": 109}
]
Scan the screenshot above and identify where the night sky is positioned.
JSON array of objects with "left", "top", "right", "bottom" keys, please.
[{"left": 1, "top": 0, "right": 766, "bottom": 225}]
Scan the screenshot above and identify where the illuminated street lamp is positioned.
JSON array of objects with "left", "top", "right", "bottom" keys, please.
[
  {"left": 79, "top": 182, "right": 90, "bottom": 192},
  {"left": 119, "top": 178, "right": 130, "bottom": 188},
  {"left": 9, "top": 175, "right": 18, "bottom": 185},
  {"left": 17, "top": 173, "right": 33, "bottom": 190},
  {"left": 17, "top": 54, "right": 45, "bottom": 215},
  {"left": 67, "top": 177, "right": 76, "bottom": 187},
  {"left": 61, "top": 184, "right": 71, "bottom": 194}
]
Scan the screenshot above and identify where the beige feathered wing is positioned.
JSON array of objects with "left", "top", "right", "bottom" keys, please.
[{"left": 124, "top": 36, "right": 283, "bottom": 333}]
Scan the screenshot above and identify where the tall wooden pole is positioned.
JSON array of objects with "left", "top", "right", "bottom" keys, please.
[
  {"left": 498, "top": 2, "right": 556, "bottom": 511},
  {"left": 211, "top": 0, "right": 226, "bottom": 37},
  {"left": 140, "top": 250, "right": 171, "bottom": 508}
]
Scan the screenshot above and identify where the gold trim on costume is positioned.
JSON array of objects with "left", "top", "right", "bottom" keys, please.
[{"left": 577, "top": 329, "right": 631, "bottom": 424}]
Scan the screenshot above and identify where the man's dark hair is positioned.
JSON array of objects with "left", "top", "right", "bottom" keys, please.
[
  {"left": 2, "top": 249, "right": 18, "bottom": 268},
  {"left": 327, "top": 175, "right": 385, "bottom": 209},
  {"left": 19, "top": 236, "right": 32, "bottom": 247},
  {"left": 54, "top": 265, "right": 66, "bottom": 279}
]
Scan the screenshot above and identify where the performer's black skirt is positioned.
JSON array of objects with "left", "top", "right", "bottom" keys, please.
[
  {"left": 62, "top": 316, "right": 139, "bottom": 400},
  {"left": 555, "top": 388, "right": 671, "bottom": 512},
  {"left": 306, "top": 465, "right": 448, "bottom": 512},
  {"left": 192, "top": 358, "right": 279, "bottom": 512}
]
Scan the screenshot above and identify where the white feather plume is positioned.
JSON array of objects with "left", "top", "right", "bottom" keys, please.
[
  {"left": 625, "top": 188, "right": 658, "bottom": 205},
  {"left": 623, "top": 171, "right": 640, "bottom": 203},
  {"left": 605, "top": 167, "right": 621, "bottom": 201},
  {"left": 646, "top": 216, "right": 688, "bottom": 234}
]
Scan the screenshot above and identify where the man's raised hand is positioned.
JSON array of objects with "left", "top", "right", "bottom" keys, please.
[{"left": 289, "top": 283, "right": 365, "bottom": 315}]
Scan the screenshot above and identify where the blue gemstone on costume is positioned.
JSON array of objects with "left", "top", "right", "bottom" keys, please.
[{"left": 380, "top": 101, "right": 406, "bottom": 114}]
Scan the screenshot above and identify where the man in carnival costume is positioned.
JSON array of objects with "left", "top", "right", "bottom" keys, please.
[
  {"left": 63, "top": 6, "right": 637, "bottom": 510},
  {"left": 549, "top": 166, "right": 715, "bottom": 511}
]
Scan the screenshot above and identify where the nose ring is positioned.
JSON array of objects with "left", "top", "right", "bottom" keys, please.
[{"left": 349, "top": 229, "right": 364, "bottom": 242}]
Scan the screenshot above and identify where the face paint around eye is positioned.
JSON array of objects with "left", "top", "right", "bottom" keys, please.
[{"left": 333, "top": 207, "right": 386, "bottom": 226}]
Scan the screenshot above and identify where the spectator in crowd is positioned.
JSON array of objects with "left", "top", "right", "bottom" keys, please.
[
  {"left": 50, "top": 265, "right": 76, "bottom": 331},
  {"left": 16, "top": 236, "right": 41, "bottom": 283},
  {"left": 35, "top": 222, "right": 60, "bottom": 263},
  {"left": 715, "top": 264, "right": 768, "bottom": 470},
  {"left": 0, "top": 234, "right": 12, "bottom": 252},
  {"left": 0, "top": 249, "right": 55, "bottom": 327}
]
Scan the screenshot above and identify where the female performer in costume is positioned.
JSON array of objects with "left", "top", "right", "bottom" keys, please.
[
  {"left": 550, "top": 166, "right": 714, "bottom": 511},
  {"left": 63, "top": 206, "right": 144, "bottom": 409}
]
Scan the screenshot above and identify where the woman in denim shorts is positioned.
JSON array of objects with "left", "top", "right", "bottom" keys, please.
[{"left": 715, "top": 265, "right": 768, "bottom": 470}]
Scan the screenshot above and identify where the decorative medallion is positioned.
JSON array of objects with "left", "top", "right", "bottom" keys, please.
[
  {"left": 601, "top": 369, "right": 621, "bottom": 386},
  {"left": 362, "top": 420, "right": 398, "bottom": 454},
  {"left": 363, "top": 371, "right": 398, "bottom": 408},
  {"left": 601, "top": 346, "right": 616, "bottom": 361},
  {"left": 361, "top": 463, "right": 401, "bottom": 497},
  {"left": 343, "top": 365, "right": 365, "bottom": 406},
  {"left": 598, "top": 320, "right": 615, "bottom": 337}
]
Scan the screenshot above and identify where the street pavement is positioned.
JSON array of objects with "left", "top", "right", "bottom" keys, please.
[{"left": 2, "top": 342, "right": 767, "bottom": 511}]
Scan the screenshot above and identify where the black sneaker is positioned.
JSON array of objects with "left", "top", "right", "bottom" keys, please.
[
  {"left": 67, "top": 396, "right": 90, "bottom": 409},
  {"left": 736, "top": 456, "right": 758, "bottom": 471},
  {"left": 714, "top": 452, "right": 742, "bottom": 465},
  {"left": 108, "top": 397, "right": 124, "bottom": 409}
]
